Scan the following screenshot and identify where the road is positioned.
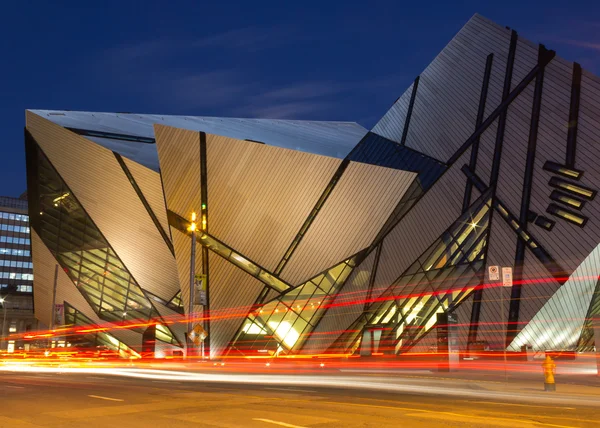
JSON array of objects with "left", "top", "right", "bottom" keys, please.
[{"left": 0, "top": 369, "right": 598, "bottom": 427}]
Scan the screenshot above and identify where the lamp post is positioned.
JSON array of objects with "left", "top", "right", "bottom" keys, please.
[
  {"left": 188, "top": 212, "right": 197, "bottom": 358},
  {"left": 0, "top": 297, "right": 7, "bottom": 352}
]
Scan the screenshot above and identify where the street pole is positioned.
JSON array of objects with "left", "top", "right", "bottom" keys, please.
[
  {"left": 49, "top": 264, "right": 59, "bottom": 349},
  {"left": 500, "top": 285, "right": 508, "bottom": 383},
  {"left": 1, "top": 298, "right": 7, "bottom": 351},
  {"left": 188, "top": 212, "right": 197, "bottom": 358},
  {"left": 500, "top": 266, "right": 512, "bottom": 384}
]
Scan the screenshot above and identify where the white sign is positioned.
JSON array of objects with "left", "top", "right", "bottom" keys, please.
[
  {"left": 502, "top": 267, "right": 513, "bottom": 287},
  {"left": 488, "top": 265, "right": 500, "bottom": 281}
]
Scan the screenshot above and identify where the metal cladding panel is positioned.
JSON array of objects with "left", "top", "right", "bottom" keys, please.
[
  {"left": 206, "top": 133, "right": 341, "bottom": 271},
  {"left": 29, "top": 109, "right": 367, "bottom": 161},
  {"left": 301, "top": 249, "right": 377, "bottom": 354},
  {"left": 374, "top": 151, "right": 469, "bottom": 290},
  {"left": 454, "top": 295, "right": 474, "bottom": 351},
  {"left": 495, "top": 77, "right": 535, "bottom": 216},
  {"left": 280, "top": 162, "right": 416, "bottom": 285},
  {"left": 208, "top": 252, "right": 264, "bottom": 358},
  {"left": 123, "top": 157, "right": 170, "bottom": 234},
  {"left": 473, "top": 120, "right": 498, "bottom": 185},
  {"left": 517, "top": 250, "right": 562, "bottom": 334},
  {"left": 155, "top": 125, "right": 202, "bottom": 220},
  {"left": 405, "top": 326, "right": 438, "bottom": 353},
  {"left": 511, "top": 39, "right": 539, "bottom": 90},
  {"left": 476, "top": 215, "right": 516, "bottom": 350},
  {"left": 509, "top": 243, "right": 600, "bottom": 352},
  {"left": 263, "top": 289, "right": 280, "bottom": 302},
  {"left": 31, "top": 229, "right": 101, "bottom": 328},
  {"left": 110, "top": 329, "right": 144, "bottom": 353},
  {"left": 170, "top": 228, "right": 202, "bottom": 314},
  {"left": 26, "top": 112, "right": 180, "bottom": 302},
  {"left": 524, "top": 61, "right": 600, "bottom": 278},
  {"left": 401, "top": 14, "right": 511, "bottom": 162},
  {"left": 371, "top": 81, "right": 414, "bottom": 144}
]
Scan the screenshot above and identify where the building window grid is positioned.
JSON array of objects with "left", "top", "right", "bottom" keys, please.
[
  {"left": 233, "top": 259, "right": 355, "bottom": 354},
  {"left": 343, "top": 195, "right": 491, "bottom": 355},
  {"left": 33, "top": 145, "right": 163, "bottom": 328}
]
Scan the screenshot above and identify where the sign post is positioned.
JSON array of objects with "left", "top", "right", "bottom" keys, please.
[
  {"left": 193, "top": 274, "right": 207, "bottom": 358},
  {"left": 501, "top": 267, "right": 512, "bottom": 382}
]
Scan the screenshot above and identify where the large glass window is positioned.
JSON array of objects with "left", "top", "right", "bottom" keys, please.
[
  {"left": 28, "top": 139, "right": 180, "bottom": 347},
  {"left": 231, "top": 257, "right": 356, "bottom": 355},
  {"left": 340, "top": 192, "right": 492, "bottom": 355},
  {"left": 63, "top": 303, "right": 141, "bottom": 358}
]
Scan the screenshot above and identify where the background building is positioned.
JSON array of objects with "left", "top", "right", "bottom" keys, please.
[
  {"left": 24, "top": 14, "right": 600, "bottom": 358},
  {"left": 0, "top": 195, "right": 37, "bottom": 353}
]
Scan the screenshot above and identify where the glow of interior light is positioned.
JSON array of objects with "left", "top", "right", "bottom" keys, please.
[
  {"left": 52, "top": 192, "right": 70, "bottom": 203},
  {"left": 268, "top": 320, "right": 300, "bottom": 348},
  {"left": 470, "top": 222, "right": 477, "bottom": 229},
  {"left": 191, "top": 212, "right": 197, "bottom": 222}
]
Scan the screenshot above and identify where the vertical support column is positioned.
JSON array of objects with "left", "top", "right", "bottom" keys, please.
[
  {"left": 187, "top": 221, "right": 196, "bottom": 356},
  {"left": 469, "top": 30, "right": 518, "bottom": 348},
  {"left": 199, "top": 132, "right": 210, "bottom": 357},
  {"left": 509, "top": 45, "right": 549, "bottom": 346},
  {"left": 463, "top": 54, "right": 494, "bottom": 212},
  {"left": 400, "top": 76, "right": 420, "bottom": 146}
]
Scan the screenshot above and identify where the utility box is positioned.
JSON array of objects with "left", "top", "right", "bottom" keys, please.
[{"left": 437, "top": 312, "right": 459, "bottom": 372}]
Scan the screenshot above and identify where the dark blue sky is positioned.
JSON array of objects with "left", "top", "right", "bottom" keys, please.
[{"left": 1, "top": 1, "right": 598, "bottom": 197}]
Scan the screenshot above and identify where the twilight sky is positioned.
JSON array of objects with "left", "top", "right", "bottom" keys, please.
[{"left": 1, "top": 0, "right": 598, "bottom": 197}]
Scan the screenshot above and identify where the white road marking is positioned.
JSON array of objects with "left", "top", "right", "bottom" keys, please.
[
  {"left": 263, "top": 387, "right": 317, "bottom": 393},
  {"left": 88, "top": 395, "right": 124, "bottom": 402},
  {"left": 253, "top": 418, "right": 307, "bottom": 428},
  {"left": 4, "top": 385, "right": 24, "bottom": 389},
  {"left": 465, "top": 400, "right": 575, "bottom": 410}
]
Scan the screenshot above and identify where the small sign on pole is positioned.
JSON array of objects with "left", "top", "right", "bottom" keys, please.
[
  {"left": 502, "top": 267, "right": 513, "bottom": 287},
  {"left": 488, "top": 265, "right": 500, "bottom": 281},
  {"left": 54, "top": 304, "right": 64, "bottom": 327},
  {"left": 193, "top": 274, "right": 207, "bottom": 305}
]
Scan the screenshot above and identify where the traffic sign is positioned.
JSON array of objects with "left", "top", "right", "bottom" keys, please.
[
  {"left": 488, "top": 265, "right": 499, "bottom": 281},
  {"left": 502, "top": 267, "right": 513, "bottom": 287}
]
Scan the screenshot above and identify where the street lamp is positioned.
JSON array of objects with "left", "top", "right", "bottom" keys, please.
[
  {"left": 187, "top": 212, "right": 197, "bottom": 358},
  {"left": 0, "top": 297, "right": 7, "bottom": 352}
]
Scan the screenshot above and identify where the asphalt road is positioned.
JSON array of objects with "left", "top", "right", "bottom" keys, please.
[{"left": 0, "top": 370, "right": 598, "bottom": 428}]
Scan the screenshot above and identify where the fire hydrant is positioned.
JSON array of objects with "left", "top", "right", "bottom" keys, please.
[{"left": 542, "top": 355, "right": 556, "bottom": 391}]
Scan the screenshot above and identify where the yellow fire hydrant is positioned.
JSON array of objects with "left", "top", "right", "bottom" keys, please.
[{"left": 542, "top": 355, "right": 556, "bottom": 391}]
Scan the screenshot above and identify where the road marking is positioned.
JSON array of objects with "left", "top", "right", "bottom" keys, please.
[
  {"left": 88, "top": 395, "right": 124, "bottom": 402},
  {"left": 253, "top": 418, "right": 307, "bottom": 428},
  {"left": 4, "top": 385, "right": 25, "bottom": 389},
  {"left": 465, "top": 400, "right": 575, "bottom": 410},
  {"left": 263, "top": 387, "right": 317, "bottom": 393}
]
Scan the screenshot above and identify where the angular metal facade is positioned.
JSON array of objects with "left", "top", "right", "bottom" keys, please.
[{"left": 24, "top": 13, "right": 600, "bottom": 358}]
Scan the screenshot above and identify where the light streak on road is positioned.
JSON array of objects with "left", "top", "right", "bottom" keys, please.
[{"left": 0, "top": 364, "right": 598, "bottom": 407}]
